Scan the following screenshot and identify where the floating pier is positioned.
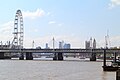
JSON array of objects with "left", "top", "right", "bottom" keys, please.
[
  {"left": 116, "top": 69, "right": 120, "bottom": 80},
  {"left": 102, "top": 49, "right": 120, "bottom": 71}
]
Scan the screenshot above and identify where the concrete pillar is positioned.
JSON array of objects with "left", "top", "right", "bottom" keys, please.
[
  {"left": 90, "top": 53, "right": 96, "bottom": 61},
  {"left": 26, "top": 52, "right": 33, "bottom": 60},
  {"left": 58, "top": 53, "right": 63, "bottom": 60},
  {"left": 90, "top": 50, "right": 96, "bottom": 61},
  {"left": 102, "top": 49, "right": 107, "bottom": 71},
  {"left": 114, "top": 52, "right": 117, "bottom": 63},
  {"left": 0, "top": 52, "right": 4, "bottom": 59},
  {"left": 19, "top": 53, "right": 24, "bottom": 60},
  {"left": 4, "top": 53, "right": 11, "bottom": 59},
  {"left": 116, "top": 69, "right": 120, "bottom": 80},
  {"left": 103, "top": 49, "right": 106, "bottom": 67},
  {"left": 53, "top": 53, "right": 57, "bottom": 60}
]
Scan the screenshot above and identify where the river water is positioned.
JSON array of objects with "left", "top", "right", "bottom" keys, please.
[{"left": 0, "top": 58, "right": 115, "bottom": 80}]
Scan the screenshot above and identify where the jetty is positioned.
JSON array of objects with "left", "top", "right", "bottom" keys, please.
[{"left": 102, "top": 49, "right": 120, "bottom": 71}]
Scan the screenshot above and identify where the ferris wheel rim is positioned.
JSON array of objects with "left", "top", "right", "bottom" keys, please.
[{"left": 13, "top": 10, "right": 24, "bottom": 49}]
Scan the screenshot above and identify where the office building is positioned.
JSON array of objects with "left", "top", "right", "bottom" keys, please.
[
  {"left": 93, "top": 39, "right": 96, "bottom": 49},
  {"left": 59, "top": 41, "right": 64, "bottom": 49},
  {"left": 63, "top": 43, "right": 71, "bottom": 49},
  {"left": 45, "top": 43, "right": 49, "bottom": 49}
]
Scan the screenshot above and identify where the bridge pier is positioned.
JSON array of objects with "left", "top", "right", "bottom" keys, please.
[
  {"left": 58, "top": 52, "right": 63, "bottom": 60},
  {"left": 90, "top": 53, "right": 96, "bottom": 61},
  {"left": 26, "top": 52, "right": 33, "bottom": 60},
  {"left": 53, "top": 53, "right": 63, "bottom": 60},
  {"left": 0, "top": 52, "right": 4, "bottom": 59},
  {"left": 103, "top": 49, "right": 106, "bottom": 67},
  {"left": 90, "top": 50, "right": 96, "bottom": 61},
  {"left": 19, "top": 53, "right": 24, "bottom": 60},
  {"left": 53, "top": 53, "right": 57, "bottom": 60},
  {"left": 116, "top": 69, "right": 120, "bottom": 80}
]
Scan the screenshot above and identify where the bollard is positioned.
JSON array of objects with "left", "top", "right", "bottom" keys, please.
[{"left": 116, "top": 69, "right": 120, "bottom": 80}]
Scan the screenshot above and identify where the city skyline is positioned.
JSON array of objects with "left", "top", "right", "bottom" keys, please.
[{"left": 0, "top": 0, "right": 120, "bottom": 48}]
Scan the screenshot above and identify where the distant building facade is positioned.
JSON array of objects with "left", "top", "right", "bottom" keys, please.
[
  {"left": 93, "top": 39, "right": 96, "bottom": 49},
  {"left": 63, "top": 43, "right": 71, "bottom": 49},
  {"left": 85, "top": 41, "right": 91, "bottom": 49},
  {"left": 84, "top": 38, "right": 97, "bottom": 58},
  {"left": 85, "top": 38, "right": 96, "bottom": 49},
  {"left": 45, "top": 43, "right": 49, "bottom": 49},
  {"left": 59, "top": 41, "right": 64, "bottom": 49}
]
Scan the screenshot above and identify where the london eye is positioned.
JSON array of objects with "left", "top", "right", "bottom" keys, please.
[{"left": 12, "top": 10, "right": 24, "bottom": 49}]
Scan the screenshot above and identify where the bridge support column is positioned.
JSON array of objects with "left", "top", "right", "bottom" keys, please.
[
  {"left": 26, "top": 52, "right": 33, "bottom": 60},
  {"left": 0, "top": 52, "right": 4, "bottom": 59},
  {"left": 19, "top": 53, "right": 24, "bottom": 60},
  {"left": 53, "top": 53, "right": 57, "bottom": 60},
  {"left": 58, "top": 53, "right": 63, "bottom": 60},
  {"left": 103, "top": 49, "right": 106, "bottom": 67},
  {"left": 90, "top": 52, "right": 96, "bottom": 61},
  {"left": 114, "top": 52, "right": 117, "bottom": 63},
  {"left": 53, "top": 53, "right": 63, "bottom": 60},
  {"left": 116, "top": 69, "right": 120, "bottom": 80}
]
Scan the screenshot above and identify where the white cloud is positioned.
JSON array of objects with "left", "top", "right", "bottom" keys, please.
[
  {"left": 48, "top": 21, "right": 63, "bottom": 27},
  {"left": 0, "top": 21, "right": 13, "bottom": 34},
  {"left": 109, "top": 36, "right": 120, "bottom": 47},
  {"left": 0, "top": 21, "right": 14, "bottom": 43},
  {"left": 22, "top": 8, "right": 45, "bottom": 19},
  {"left": 109, "top": 0, "right": 120, "bottom": 8},
  {"left": 48, "top": 21, "right": 56, "bottom": 24},
  {"left": 47, "top": 12, "right": 51, "bottom": 16},
  {"left": 58, "top": 23, "right": 63, "bottom": 26}
]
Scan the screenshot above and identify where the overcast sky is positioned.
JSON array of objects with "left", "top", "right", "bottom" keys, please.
[{"left": 0, "top": 0, "right": 120, "bottom": 48}]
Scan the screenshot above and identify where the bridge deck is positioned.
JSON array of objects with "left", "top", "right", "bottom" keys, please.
[{"left": 0, "top": 49, "right": 119, "bottom": 53}]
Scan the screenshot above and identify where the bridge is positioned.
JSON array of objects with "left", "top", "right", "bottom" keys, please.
[
  {"left": 0, "top": 48, "right": 120, "bottom": 61},
  {"left": 1, "top": 48, "right": 120, "bottom": 53}
]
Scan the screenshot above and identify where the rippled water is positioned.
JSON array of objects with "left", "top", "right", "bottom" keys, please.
[{"left": 0, "top": 58, "right": 115, "bottom": 80}]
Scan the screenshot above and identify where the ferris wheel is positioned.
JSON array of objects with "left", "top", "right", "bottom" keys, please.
[{"left": 12, "top": 10, "right": 24, "bottom": 49}]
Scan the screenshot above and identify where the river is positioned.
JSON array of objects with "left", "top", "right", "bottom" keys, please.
[{"left": 0, "top": 58, "right": 115, "bottom": 80}]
